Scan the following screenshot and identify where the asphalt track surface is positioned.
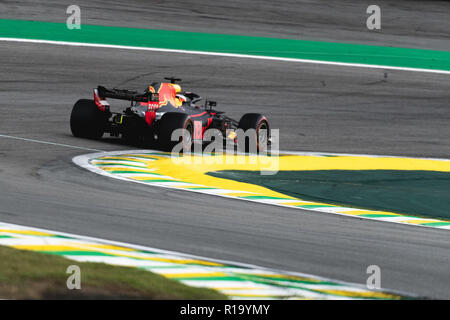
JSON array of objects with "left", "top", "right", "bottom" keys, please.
[{"left": 0, "top": 1, "right": 449, "bottom": 298}]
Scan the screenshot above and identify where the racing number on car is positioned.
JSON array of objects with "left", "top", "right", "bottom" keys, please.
[{"left": 193, "top": 121, "right": 203, "bottom": 141}]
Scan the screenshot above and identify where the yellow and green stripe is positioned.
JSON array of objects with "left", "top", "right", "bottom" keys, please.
[
  {"left": 0, "top": 221, "right": 406, "bottom": 300},
  {"left": 75, "top": 150, "right": 450, "bottom": 230}
]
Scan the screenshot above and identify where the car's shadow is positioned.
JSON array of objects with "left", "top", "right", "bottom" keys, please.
[
  {"left": 101, "top": 137, "right": 161, "bottom": 150},
  {"left": 63, "top": 133, "right": 240, "bottom": 154},
  {"left": 61, "top": 133, "right": 163, "bottom": 151}
]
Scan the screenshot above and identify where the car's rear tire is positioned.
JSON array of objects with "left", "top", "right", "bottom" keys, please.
[
  {"left": 122, "top": 116, "right": 146, "bottom": 146},
  {"left": 157, "top": 112, "right": 193, "bottom": 152},
  {"left": 237, "top": 113, "right": 270, "bottom": 153},
  {"left": 70, "top": 99, "right": 107, "bottom": 139}
]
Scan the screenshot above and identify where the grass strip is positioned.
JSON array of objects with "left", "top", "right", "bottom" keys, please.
[{"left": 0, "top": 245, "right": 227, "bottom": 299}]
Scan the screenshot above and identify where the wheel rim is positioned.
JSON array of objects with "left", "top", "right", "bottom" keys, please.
[
  {"left": 257, "top": 121, "right": 268, "bottom": 148},
  {"left": 183, "top": 121, "right": 193, "bottom": 149}
]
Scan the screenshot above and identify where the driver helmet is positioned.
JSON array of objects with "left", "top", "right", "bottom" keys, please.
[{"left": 176, "top": 94, "right": 187, "bottom": 104}]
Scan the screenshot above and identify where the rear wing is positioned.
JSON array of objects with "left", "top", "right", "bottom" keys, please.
[{"left": 96, "top": 86, "right": 159, "bottom": 102}]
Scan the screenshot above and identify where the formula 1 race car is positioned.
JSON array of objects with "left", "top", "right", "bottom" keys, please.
[{"left": 70, "top": 77, "right": 270, "bottom": 152}]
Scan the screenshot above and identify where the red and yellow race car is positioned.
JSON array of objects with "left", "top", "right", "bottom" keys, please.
[{"left": 70, "top": 77, "right": 270, "bottom": 152}]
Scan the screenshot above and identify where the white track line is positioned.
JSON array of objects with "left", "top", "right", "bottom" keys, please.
[
  {"left": 2, "top": 37, "right": 450, "bottom": 75},
  {"left": 0, "top": 134, "right": 103, "bottom": 152}
]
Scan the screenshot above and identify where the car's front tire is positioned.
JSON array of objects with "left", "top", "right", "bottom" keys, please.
[
  {"left": 237, "top": 113, "right": 270, "bottom": 153},
  {"left": 70, "top": 99, "right": 108, "bottom": 139}
]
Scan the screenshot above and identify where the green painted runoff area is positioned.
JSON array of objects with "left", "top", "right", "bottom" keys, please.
[
  {"left": 1, "top": 19, "right": 450, "bottom": 71},
  {"left": 208, "top": 170, "right": 450, "bottom": 219}
]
